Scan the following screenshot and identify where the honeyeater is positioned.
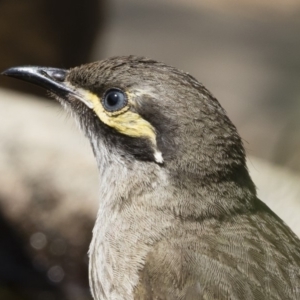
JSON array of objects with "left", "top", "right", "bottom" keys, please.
[{"left": 2, "top": 56, "right": 300, "bottom": 300}]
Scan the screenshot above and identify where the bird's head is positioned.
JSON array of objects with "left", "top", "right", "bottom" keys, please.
[{"left": 2, "top": 56, "right": 255, "bottom": 193}]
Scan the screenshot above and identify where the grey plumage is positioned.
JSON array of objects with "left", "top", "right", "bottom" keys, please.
[{"left": 2, "top": 56, "right": 300, "bottom": 299}]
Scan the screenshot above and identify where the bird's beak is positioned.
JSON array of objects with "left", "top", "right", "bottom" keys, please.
[
  {"left": 1, "top": 66, "right": 71, "bottom": 94},
  {"left": 1, "top": 66, "right": 94, "bottom": 108}
]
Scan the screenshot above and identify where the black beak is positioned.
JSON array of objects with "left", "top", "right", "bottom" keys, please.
[{"left": 1, "top": 66, "right": 72, "bottom": 96}]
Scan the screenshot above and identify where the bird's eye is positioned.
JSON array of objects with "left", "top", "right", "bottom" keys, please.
[{"left": 102, "top": 88, "right": 127, "bottom": 112}]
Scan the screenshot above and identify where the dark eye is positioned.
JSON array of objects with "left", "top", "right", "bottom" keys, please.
[{"left": 103, "top": 88, "right": 127, "bottom": 112}]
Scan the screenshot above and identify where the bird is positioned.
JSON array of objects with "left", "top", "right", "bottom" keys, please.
[{"left": 2, "top": 56, "right": 300, "bottom": 300}]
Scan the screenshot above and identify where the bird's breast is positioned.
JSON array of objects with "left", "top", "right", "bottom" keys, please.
[{"left": 88, "top": 195, "right": 176, "bottom": 300}]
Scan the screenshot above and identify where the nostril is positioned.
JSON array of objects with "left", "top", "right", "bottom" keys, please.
[{"left": 51, "top": 70, "right": 66, "bottom": 82}]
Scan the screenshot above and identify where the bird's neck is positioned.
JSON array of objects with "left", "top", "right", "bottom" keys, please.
[
  {"left": 88, "top": 150, "right": 257, "bottom": 300},
  {"left": 89, "top": 159, "right": 177, "bottom": 300}
]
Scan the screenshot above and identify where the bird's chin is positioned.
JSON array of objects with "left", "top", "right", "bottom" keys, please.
[
  {"left": 49, "top": 92, "right": 87, "bottom": 124},
  {"left": 49, "top": 91, "right": 71, "bottom": 110}
]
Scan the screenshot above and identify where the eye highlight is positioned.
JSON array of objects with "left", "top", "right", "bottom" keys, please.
[{"left": 102, "top": 88, "right": 127, "bottom": 112}]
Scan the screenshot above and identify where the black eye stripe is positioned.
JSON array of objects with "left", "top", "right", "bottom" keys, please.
[{"left": 102, "top": 88, "right": 127, "bottom": 112}]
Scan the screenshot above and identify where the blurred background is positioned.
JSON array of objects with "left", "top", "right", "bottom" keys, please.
[{"left": 0, "top": 0, "right": 300, "bottom": 299}]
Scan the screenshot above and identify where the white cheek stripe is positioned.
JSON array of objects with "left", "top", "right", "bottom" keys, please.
[{"left": 154, "top": 151, "right": 164, "bottom": 164}]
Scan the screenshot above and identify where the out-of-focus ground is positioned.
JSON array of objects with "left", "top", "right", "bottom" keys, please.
[{"left": 0, "top": 0, "right": 300, "bottom": 299}]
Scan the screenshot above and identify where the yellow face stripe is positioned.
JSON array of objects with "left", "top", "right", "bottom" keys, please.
[{"left": 85, "top": 92, "right": 157, "bottom": 145}]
